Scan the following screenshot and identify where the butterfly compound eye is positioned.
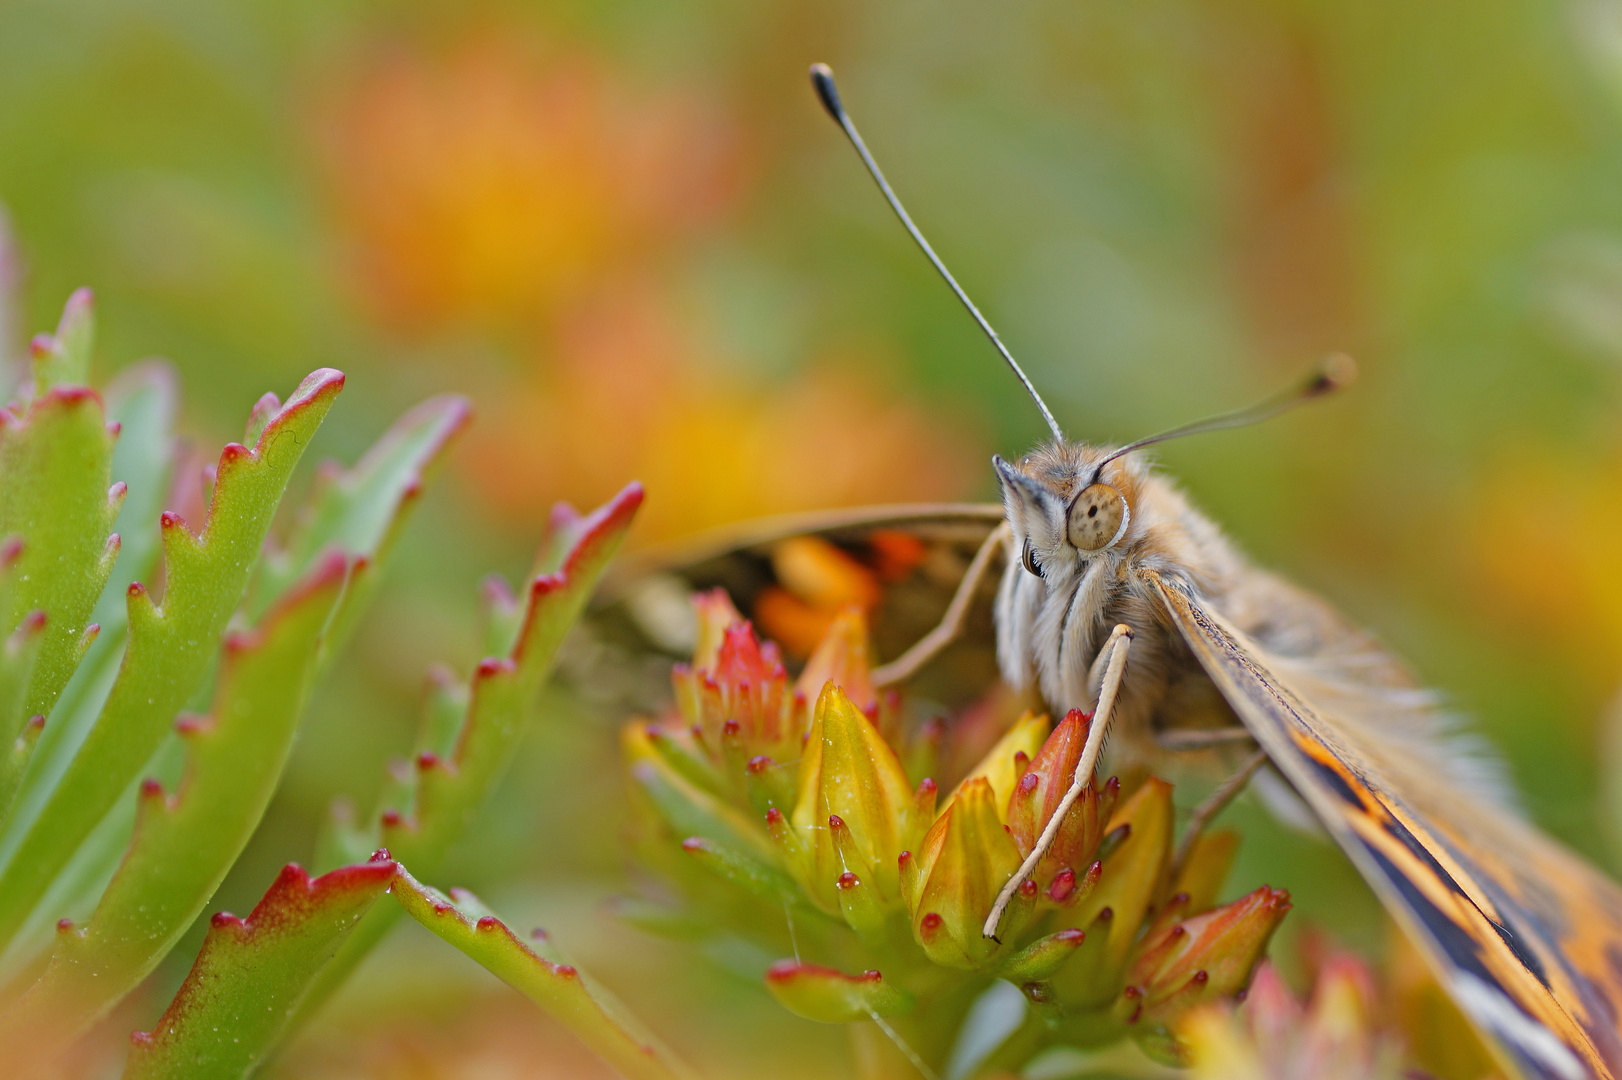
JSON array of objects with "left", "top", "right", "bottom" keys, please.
[{"left": 1068, "top": 484, "right": 1128, "bottom": 552}]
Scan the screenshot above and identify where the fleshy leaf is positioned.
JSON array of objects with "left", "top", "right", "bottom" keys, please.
[
  {"left": 245, "top": 394, "right": 470, "bottom": 648},
  {"left": 679, "top": 835, "right": 805, "bottom": 908},
  {"left": 387, "top": 483, "right": 643, "bottom": 859},
  {"left": 28, "top": 288, "right": 94, "bottom": 396},
  {"left": 17, "top": 362, "right": 178, "bottom": 792},
  {"left": 122, "top": 855, "right": 397, "bottom": 1080},
  {"left": 0, "top": 613, "right": 46, "bottom": 815},
  {"left": 293, "top": 484, "right": 642, "bottom": 1028},
  {"left": 997, "top": 927, "right": 1090, "bottom": 984},
  {"left": 0, "top": 370, "right": 344, "bottom": 951},
  {"left": 391, "top": 863, "right": 694, "bottom": 1080},
  {"left": 2, "top": 555, "right": 347, "bottom": 1037},
  {"left": 0, "top": 308, "right": 122, "bottom": 728},
  {"left": 764, "top": 960, "right": 914, "bottom": 1024}
]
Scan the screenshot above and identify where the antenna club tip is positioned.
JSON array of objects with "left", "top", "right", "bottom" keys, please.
[
  {"left": 809, "top": 63, "right": 843, "bottom": 120},
  {"left": 1315, "top": 351, "right": 1359, "bottom": 393}
]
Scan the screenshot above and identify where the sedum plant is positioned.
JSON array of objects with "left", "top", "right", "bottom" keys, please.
[
  {"left": 620, "top": 588, "right": 1290, "bottom": 1076},
  {"left": 0, "top": 289, "right": 653, "bottom": 1079},
  {"left": 0, "top": 286, "right": 1289, "bottom": 1079}
]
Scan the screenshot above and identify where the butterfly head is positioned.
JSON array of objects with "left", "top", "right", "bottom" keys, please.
[{"left": 994, "top": 443, "right": 1138, "bottom": 580}]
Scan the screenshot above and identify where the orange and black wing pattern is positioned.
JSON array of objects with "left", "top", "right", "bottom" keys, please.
[
  {"left": 586, "top": 503, "right": 1005, "bottom": 710},
  {"left": 1149, "top": 569, "right": 1622, "bottom": 1080}
]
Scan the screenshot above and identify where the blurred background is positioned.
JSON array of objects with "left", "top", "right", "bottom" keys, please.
[{"left": 4, "top": 0, "right": 1622, "bottom": 1075}]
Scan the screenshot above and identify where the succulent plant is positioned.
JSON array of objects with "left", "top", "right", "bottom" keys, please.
[
  {"left": 0, "top": 289, "right": 656, "bottom": 1079},
  {"left": 623, "top": 584, "right": 1290, "bottom": 1075}
]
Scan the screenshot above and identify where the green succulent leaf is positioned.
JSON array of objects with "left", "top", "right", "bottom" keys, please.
[
  {"left": 391, "top": 863, "right": 695, "bottom": 1080},
  {"left": 294, "top": 483, "right": 642, "bottom": 1025},
  {"left": 679, "top": 835, "right": 807, "bottom": 908},
  {"left": 997, "top": 927, "right": 1091, "bottom": 984},
  {"left": 2, "top": 555, "right": 347, "bottom": 1037},
  {"left": 5, "top": 362, "right": 179, "bottom": 840},
  {"left": 764, "top": 960, "right": 915, "bottom": 1024},
  {"left": 389, "top": 481, "right": 643, "bottom": 863},
  {"left": 13, "top": 389, "right": 462, "bottom": 943},
  {"left": 122, "top": 855, "right": 397, "bottom": 1080},
  {"left": 626, "top": 728, "right": 779, "bottom": 863},
  {"left": 27, "top": 288, "right": 94, "bottom": 397},
  {"left": 245, "top": 394, "right": 471, "bottom": 652},
  {"left": 0, "top": 294, "right": 122, "bottom": 729},
  {"left": 0, "top": 369, "right": 343, "bottom": 953}
]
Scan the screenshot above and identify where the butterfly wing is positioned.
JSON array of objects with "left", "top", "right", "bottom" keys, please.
[
  {"left": 585, "top": 503, "right": 1006, "bottom": 710},
  {"left": 1146, "top": 568, "right": 1622, "bottom": 1080}
]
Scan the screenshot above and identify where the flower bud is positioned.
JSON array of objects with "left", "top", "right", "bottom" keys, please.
[
  {"left": 945, "top": 709, "right": 1049, "bottom": 812},
  {"left": 621, "top": 722, "right": 775, "bottom": 864},
  {"left": 902, "top": 778, "right": 1025, "bottom": 968},
  {"left": 671, "top": 610, "right": 797, "bottom": 771},
  {"left": 690, "top": 588, "right": 744, "bottom": 668},
  {"left": 1005, "top": 709, "right": 1118, "bottom": 899},
  {"left": 777, "top": 683, "right": 919, "bottom": 916},
  {"left": 1117, "top": 885, "right": 1292, "bottom": 1056}
]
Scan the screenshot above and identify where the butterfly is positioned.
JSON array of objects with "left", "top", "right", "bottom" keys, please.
[{"left": 592, "top": 64, "right": 1622, "bottom": 1080}]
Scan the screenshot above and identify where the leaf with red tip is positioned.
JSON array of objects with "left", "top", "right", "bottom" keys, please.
[
  {"left": 0, "top": 369, "right": 343, "bottom": 955},
  {"left": 1, "top": 553, "right": 347, "bottom": 1038},
  {"left": 13, "top": 360, "right": 178, "bottom": 790},
  {"left": 294, "top": 483, "right": 642, "bottom": 1029},
  {"left": 390, "top": 863, "right": 694, "bottom": 1080},
  {"left": 764, "top": 960, "right": 914, "bottom": 1024},
  {"left": 122, "top": 854, "right": 396, "bottom": 1080},
  {"left": 0, "top": 363, "right": 183, "bottom": 957},
  {"left": 623, "top": 722, "right": 778, "bottom": 863},
  {"left": 997, "top": 927, "right": 1091, "bottom": 984},
  {"left": 678, "top": 835, "right": 805, "bottom": 908},
  {"left": 245, "top": 394, "right": 471, "bottom": 655},
  {"left": 28, "top": 287, "right": 94, "bottom": 395},
  {"left": 0, "top": 294, "right": 122, "bottom": 733}
]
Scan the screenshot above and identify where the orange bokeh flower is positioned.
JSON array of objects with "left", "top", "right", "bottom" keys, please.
[
  {"left": 313, "top": 31, "right": 740, "bottom": 332},
  {"left": 1467, "top": 444, "right": 1622, "bottom": 690},
  {"left": 460, "top": 284, "right": 983, "bottom": 542}
]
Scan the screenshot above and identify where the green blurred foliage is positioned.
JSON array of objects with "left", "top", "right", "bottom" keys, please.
[{"left": 4, "top": 0, "right": 1622, "bottom": 1075}]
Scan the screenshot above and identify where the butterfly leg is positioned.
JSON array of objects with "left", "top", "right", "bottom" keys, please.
[
  {"left": 983, "top": 623, "right": 1134, "bottom": 941},
  {"left": 872, "top": 522, "right": 1011, "bottom": 687},
  {"left": 1157, "top": 727, "right": 1257, "bottom": 752},
  {"left": 1169, "top": 748, "right": 1269, "bottom": 880}
]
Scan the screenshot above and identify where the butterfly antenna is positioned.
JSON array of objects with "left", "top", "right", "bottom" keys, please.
[
  {"left": 810, "top": 63, "right": 1065, "bottom": 443},
  {"left": 1091, "top": 352, "right": 1358, "bottom": 477}
]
